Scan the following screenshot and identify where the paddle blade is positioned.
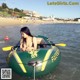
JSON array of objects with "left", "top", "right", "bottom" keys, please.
[
  {"left": 55, "top": 43, "right": 66, "bottom": 47},
  {"left": 2, "top": 46, "right": 13, "bottom": 51}
]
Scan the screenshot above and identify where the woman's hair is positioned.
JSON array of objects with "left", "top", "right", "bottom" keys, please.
[{"left": 20, "top": 27, "right": 33, "bottom": 37}]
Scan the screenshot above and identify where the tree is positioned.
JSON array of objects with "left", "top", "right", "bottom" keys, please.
[
  {"left": 39, "top": 16, "right": 43, "bottom": 20},
  {"left": 0, "top": 6, "right": 3, "bottom": 11},
  {"left": 2, "top": 3, "right": 8, "bottom": 9},
  {"left": 14, "top": 8, "right": 20, "bottom": 12},
  {"left": 19, "top": 12, "right": 26, "bottom": 18}
]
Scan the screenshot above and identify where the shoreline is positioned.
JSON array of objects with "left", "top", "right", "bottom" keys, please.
[{"left": 0, "top": 17, "right": 80, "bottom": 27}]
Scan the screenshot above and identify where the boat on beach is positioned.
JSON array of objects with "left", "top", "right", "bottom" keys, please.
[{"left": 6, "top": 36, "right": 61, "bottom": 77}]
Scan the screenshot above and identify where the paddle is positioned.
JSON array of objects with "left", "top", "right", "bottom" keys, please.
[
  {"left": 2, "top": 46, "right": 13, "bottom": 51},
  {"left": 43, "top": 43, "right": 66, "bottom": 47},
  {"left": 2, "top": 43, "right": 66, "bottom": 51}
]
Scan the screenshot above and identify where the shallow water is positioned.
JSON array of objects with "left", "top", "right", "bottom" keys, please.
[{"left": 0, "top": 24, "right": 80, "bottom": 80}]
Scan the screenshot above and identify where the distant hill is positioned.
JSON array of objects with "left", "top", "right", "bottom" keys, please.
[
  {"left": 0, "top": 3, "right": 26, "bottom": 17},
  {"left": 0, "top": 3, "right": 42, "bottom": 18}
]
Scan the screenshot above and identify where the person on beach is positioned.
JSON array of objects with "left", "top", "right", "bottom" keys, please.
[{"left": 20, "top": 27, "right": 45, "bottom": 51}]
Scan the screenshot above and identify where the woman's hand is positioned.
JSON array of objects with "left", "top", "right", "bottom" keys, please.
[
  {"left": 21, "top": 48, "right": 26, "bottom": 51},
  {"left": 26, "top": 47, "right": 35, "bottom": 52}
]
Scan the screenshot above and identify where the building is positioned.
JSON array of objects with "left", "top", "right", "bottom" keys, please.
[
  {"left": 23, "top": 10, "right": 41, "bottom": 17},
  {"left": 74, "top": 18, "right": 80, "bottom": 22}
]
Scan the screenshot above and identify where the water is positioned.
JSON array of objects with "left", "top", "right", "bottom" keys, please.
[{"left": 0, "top": 24, "right": 80, "bottom": 80}]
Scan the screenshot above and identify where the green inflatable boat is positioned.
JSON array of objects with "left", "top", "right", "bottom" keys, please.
[{"left": 7, "top": 36, "right": 61, "bottom": 77}]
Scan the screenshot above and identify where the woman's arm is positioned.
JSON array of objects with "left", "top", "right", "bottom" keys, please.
[
  {"left": 20, "top": 39, "right": 26, "bottom": 51},
  {"left": 33, "top": 37, "right": 37, "bottom": 50}
]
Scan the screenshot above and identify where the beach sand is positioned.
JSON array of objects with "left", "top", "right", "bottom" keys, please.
[
  {"left": 0, "top": 17, "right": 53, "bottom": 27},
  {"left": 0, "top": 17, "right": 80, "bottom": 27},
  {"left": 0, "top": 17, "right": 27, "bottom": 27}
]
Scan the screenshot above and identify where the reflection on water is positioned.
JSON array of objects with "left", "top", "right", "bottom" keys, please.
[{"left": 0, "top": 24, "right": 80, "bottom": 80}]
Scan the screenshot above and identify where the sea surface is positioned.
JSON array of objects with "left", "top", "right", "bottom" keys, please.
[{"left": 0, "top": 23, "right": 80, "bottom": 80}]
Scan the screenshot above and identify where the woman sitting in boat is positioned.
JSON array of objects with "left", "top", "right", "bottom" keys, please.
[{"left": 20, "top": 27, "right": 45, "bottom": 51}]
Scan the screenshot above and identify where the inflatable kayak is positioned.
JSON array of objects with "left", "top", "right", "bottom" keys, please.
[{"left": 6, "top": 36, "right": 61, "bottom": 77}]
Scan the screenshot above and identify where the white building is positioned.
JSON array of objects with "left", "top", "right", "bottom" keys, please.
[{"left": 78, "top": 19, "right": 80, "bottom": 22}]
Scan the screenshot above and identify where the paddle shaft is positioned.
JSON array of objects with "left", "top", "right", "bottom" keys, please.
[
  {"left": 38, "top": 44, "right": 55, "bottom": 46},
  {"left": 2, "top": 43, "right": 66, "bottom": 51}
]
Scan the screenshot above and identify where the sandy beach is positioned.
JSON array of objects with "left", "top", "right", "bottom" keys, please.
[
  {"left": 0, "top": 17, "right": 53, "bottom": 27},
  {"left": 0, "top": 17, "right": 80, "bottom": 27},
  {"left": 0, "top": 17, "right": 27, "bottom": 27}
]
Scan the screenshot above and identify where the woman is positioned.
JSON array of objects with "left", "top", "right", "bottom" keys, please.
[{"left": 20, "top": 27, "right": 45, "bottom": 51}]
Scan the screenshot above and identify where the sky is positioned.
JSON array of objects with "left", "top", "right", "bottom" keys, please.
[{"left": 0, "top": 0, "right": 80, "bottom": 18}]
